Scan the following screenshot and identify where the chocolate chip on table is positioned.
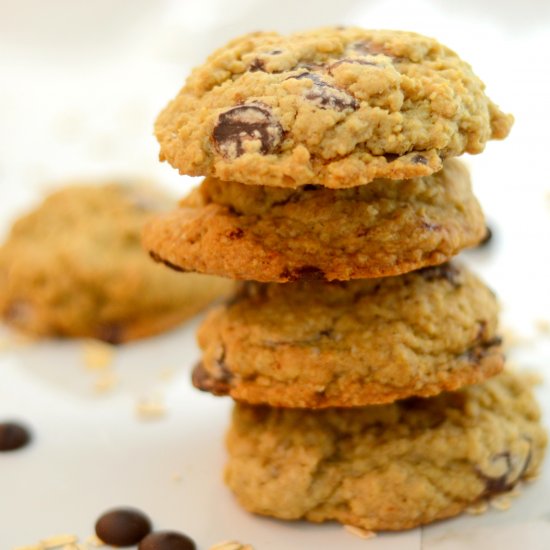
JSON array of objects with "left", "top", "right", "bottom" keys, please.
[
  {"left": 213, "top": 104, "right": 283, "bottom": 159},
  {"left": 95, "top": 507, "right": 152, "bottom": 546},
  {"left": 139, "top": 531, "right": 196, "bottom": 550},
  {"left": 0, "top": 421, "right": 31, "bottom": 452}
]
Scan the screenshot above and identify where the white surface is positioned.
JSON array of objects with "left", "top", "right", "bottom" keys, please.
[{"left": 1, "top": 0, "right": 550, "bottom": 548}]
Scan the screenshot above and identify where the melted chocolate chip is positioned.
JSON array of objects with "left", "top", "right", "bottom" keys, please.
[
  {"left": 149, "top": 251, "right": 186, "bottom": 273},
  {"left": 97, "top": 324, "right": 123, "bottom": 345},
  {"left": 417, "top": 263, "right": 461, "bottom": 287},
  {"left": 382, "top": 153, "right": 400, "bottom": 162},
  {"left": 227, "top": 227, "right": 244, "bottom": 240},
  {"left": 411, "top": 154, "right": 428, "bottom": 165},
  {"left": 95, "top": 507, "right": 152, "bottom": 547},
  {"left": 249, "top": 58, "right": 266, "bottom": 72},
  {"left": 138, "top": 531, "right": 196, "bottom": 550},
  {"left": 289, "top": 73, "right": 358, "bottom": 112},
  {"left": 328, "top": 57, "right": 378, "bottom": 74},
  {"left": 0, "top": 422, "right": 31, "bottom": 452},
  {"left": 478, "top": 226, "right": 493, "bottom": 247},
  {"left": 279, "top": 265, "right": 326, "bottom": 282},
  {"left": 213, "top": 104, "right": 283, "bottom": 159},
  {"left": 192, "top": 362, "right": 231, "bottom": 396}
]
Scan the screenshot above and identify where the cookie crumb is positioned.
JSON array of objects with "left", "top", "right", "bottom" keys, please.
[
  {"left": 41, "top": 534, "right": 78, "bottom": 548},
  {"left": 535, "top": 319, "right": 550, "bottom": 335},
  {"left": 501, "top": 327, "right": 532, "bottom": 350},
  {"left": 83, "top": 340, "right": 114, "bottom": 370},
  {"left": 84, "top": 535, "right": 105, "bottom": 547},
  {"left": 343, "top": 525, "right": 377, "bottom": 539},
  {"left": 209, "top": 541, "right": 254, "bottom": 550},
  {"left": 466, "top": 501, "right": 488, "bottom": 515},
  {"left": 159, "top": 367, "right": 175, "bottom": 381},
  {"left": 93, "top": 371, "right": 118, "bottom": 393},
  {"left": 172, "top": 473, "right": 182, "bottom": 482},
  {"left": 489, "top": 494, "right": 513, "bottom": 511},
  {"left": 136, "top": 395, "right": 166, "bottom": 420}
]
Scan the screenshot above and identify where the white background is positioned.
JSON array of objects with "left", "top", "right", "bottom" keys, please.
[{"left": 0, "top": 0, "right": 549, "bottom": 548}]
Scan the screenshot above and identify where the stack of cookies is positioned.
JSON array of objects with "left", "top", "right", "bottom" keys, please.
[{"left": 143, "top": 28, "right": 547, "bottom": 531}]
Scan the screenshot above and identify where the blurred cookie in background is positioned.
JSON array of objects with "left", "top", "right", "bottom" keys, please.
[{"left": 0, "top": 182, "right": 233, "bottom": 343}]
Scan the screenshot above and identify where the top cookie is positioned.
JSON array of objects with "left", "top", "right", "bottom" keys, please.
[{"left": 156, "top": 27, "right": 513, "bottom": 188}]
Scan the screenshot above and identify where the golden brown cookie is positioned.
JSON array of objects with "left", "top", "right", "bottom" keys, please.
[
  {"left": 0, "top": 183, "right": 233, "bottom": 343},
  {"left": 225, "top": 371, "right": 547, "bottom": 531},
  {"left": 156, "top": 27, "right": 512, "bottom": 188},
  {"left": 194, "top": 263, "right": 503, "bottom": 408},
  {"left": 143, "top": 159, "right": 485, "bottom": 282}
]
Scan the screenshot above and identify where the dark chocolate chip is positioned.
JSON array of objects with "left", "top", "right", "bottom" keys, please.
[
  {"left": 478, "top": 226, "right": 493, "bottom": 247},
  {"left": 279, "top": 265, "right": 326, "bottom": 282},
  {"left": 138, "top": 531, "right": 196, "bottom": 550},
  {"left": 249, "top": 58, "right": 266, "bottom": 72},
  {"left": 213, "top": 104, "right": 283, "bottom": 159},
  {"left": 95, "top": 507, "right": 152, "bottom": 547},
  {"left": 149, "top": 251, "right": 186, "bottom": 273},
  {"left": 328, "top": 57, "right": 378, "bottom": 74},
  {"left": 0, "top": 422, "right": 31, "bottom": 452},
  {"left": 289, "top": 73, "right": 358, "bottom": 112},
  {"left": 192, "top": 363, "right": 231, "bottom": 396},
  {"left": 227, "top": 227, "right": 244, "bottom": 240},
  {"left": 411, "top": 154, "right": 428, "bottom": 165},
  {"left": 382, "top": 153, "right": 400, "bottom": 162},
  {"left": 97, "top": 324, "right": 123, "bottom": 345},
  {"left": 417, "top": 263, "right": 462, "bottom": 287},
  {"left": 462, "top": 336, "right": 503, "bottom": 363}
]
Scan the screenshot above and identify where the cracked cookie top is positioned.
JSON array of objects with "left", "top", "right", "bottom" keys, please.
[
  {"left": 156, "top": 27, "right": 513, "bottom": 188},
  {"left": 194, "top": 263, "right": 503, "bottom": 407},
  {"left": 226, "top": 371, "right": 547, "bottom": 530}
]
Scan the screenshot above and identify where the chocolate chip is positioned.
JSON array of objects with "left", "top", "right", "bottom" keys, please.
[
  {"left": 227, "top": 227, "right": 244, "bottom": 240},
  {"left": 478, "top": 226, "right": 493, "bottom": 247},
  {"left": 383, "top": 153, "right": 400, "bottom": 162},
  {"left": 149, "top": 251, "right": 186, "bottom": 273},
  {"left": 213, "top": 104, "right": 283, "bottom": 159},
  {"left": 249, "top": 58, "right": 266, "bottom": 72},
  {"left": 0, "top": 422, "right": 31, "bottom": 452},
  {"left": 328, "top": 57, "right": 378, "bottom": 74},
  {"left": 97, "top": 324, "right": 123, "bottom": 345},
  {"left": 411, "top": 154, "right": 428, "bottom": 165},
  {"left": 138, "top": 531, "right": 196, "bottom": 550},
  {"left": 279, "top": 265, "right": 326, "bottom": 282},
  {"left": 95, "top": 507, "right": 152, "bottom": 547},
  {"left": 462, "top": 336, "right": 503, "bottom": 362},
  {"left": 289, "top": 73, "right": 358, "bottom": 112},
  {"left": 417, "top": 263, "right": 462, "bottom": 287},
  {"left": 192, "top": 362, "right": 231, "bottom": 396}
]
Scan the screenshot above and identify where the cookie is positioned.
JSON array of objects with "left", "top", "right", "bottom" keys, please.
[
  {"left": 194, "top": 263, "right": 503, "bottom": 408},
  {"left": 143, "top": 159, "right": 484, "bottom": 282},
  {"left": 0, "top": 183, "right": 233, "bottom": 343},
  {"left": 225, "top": 371, "right": 547, "bottom": 531},
  {"left": 156, "top": 27, "right": 513, "bottom": 188}
]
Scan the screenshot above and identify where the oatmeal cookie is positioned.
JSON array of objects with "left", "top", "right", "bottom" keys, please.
[
  {"left": 156, "top": 27, "right": 512, "bottom": 188},
  {"left": 0, "top": 183, "right": 232, "bottom": 343},
  {"left": 225, "top": 371, "right": 547, "bottom": 530},
  {"left": 143, "top": 159, "right": 485, "bottom": 282},
  {"left": 194, "top": 263, "right": 502, "bottom": 407}
]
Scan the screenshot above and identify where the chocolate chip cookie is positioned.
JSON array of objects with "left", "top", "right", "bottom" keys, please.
[
  {"left": 156, "top": 27, "right": 512, "bottom": 188},
  {"left": 194, "top": 263, "right": 502, "bottom": 407},
  {"left": 225, "top": 371, "right": 547, "bottom": 530},
  {"left": 143, "top": 159, "right": 485, "bottom": 282},
  {"left": 0, "top": 183, "right": 232, "bottom": 343}
]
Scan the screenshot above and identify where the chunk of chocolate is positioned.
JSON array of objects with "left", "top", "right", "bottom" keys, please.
[
  {"left": 192, "top": 362, "right": 231, "bottom": 396},
  {"left": 95, "top": 507, "right": 152, "bottom": 547},
  {"left": 138, "top": 531, "right": 196, "bottom": 550},
  {"left": 411, "top": 154, "right": 428, "bottom": 165},
  {"left": 279, "top": 264, "right": 326, "bottom": 282},
  {"left": 0, "top": 422, "right": 31, "bottom": 452},
  {"left": 290, "top": 73, "right": 358, "bottom": 112},
  {"left": 213, "top": 104, "right": 283, "bottom": 159},
  {"left": 417, "top": 263, "right": 462, "bottom": 287}
]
